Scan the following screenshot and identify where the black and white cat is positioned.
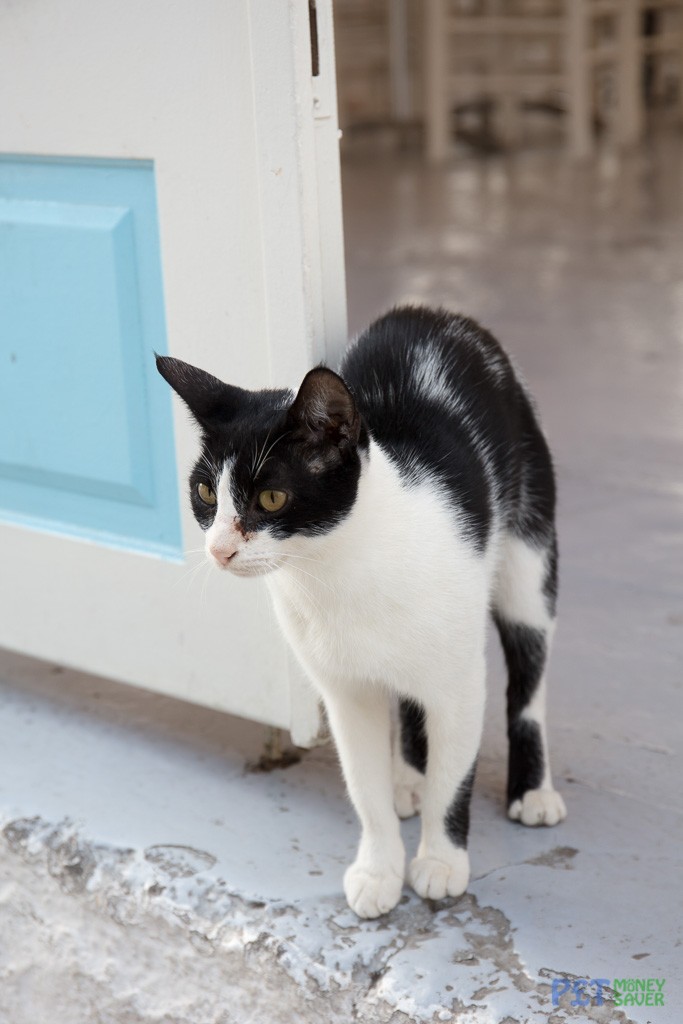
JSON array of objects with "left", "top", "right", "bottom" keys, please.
[{"left": 157, "top": 305, "right": 566, "bottom": 919}]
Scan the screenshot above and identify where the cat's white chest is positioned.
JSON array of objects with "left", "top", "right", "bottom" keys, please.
[
  {"left": 266, "top": 444, "right": 489, "bottom": 691},
  {"left": 269, "top": 566, "right": 414, "bottom": 683}
]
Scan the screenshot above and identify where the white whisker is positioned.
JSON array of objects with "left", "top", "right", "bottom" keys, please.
[
  {"left": 278, "top": 551, "right": 323, "bottom": 563},
  {"left": 199, "top": 558, "right": 213, "bottom": 607},
  {"left": 279, "top": 568, "right": 324, "bottom": 617},
  {"left": 255, "top": 550, "right": 323, "bottom": 565},
  {"left": 198, "top": 451, "right": 222, "bottom": 484},
  {"left": 279, "top": 559, "right": 333, "bottom": 592},
  {"left": 251, "top": 428, "right": 273, "bottom": 482},
  {"left": 253, "top": 429, "right": 291, "bottom": 480},
  {"left": 172, "top": 555, "right": 210, "bottom": 591}
]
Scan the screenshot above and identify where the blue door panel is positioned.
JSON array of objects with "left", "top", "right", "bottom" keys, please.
[{"left": 0, "top": 156, "right": 182, "bottom": 558}]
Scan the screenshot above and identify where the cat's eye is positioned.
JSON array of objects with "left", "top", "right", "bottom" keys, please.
[
  {"left": 196, "top": 482, "right": 217, "bottom": 506},
  {"left": 258, "top": 489, "right": 288, "bottom": 513}
]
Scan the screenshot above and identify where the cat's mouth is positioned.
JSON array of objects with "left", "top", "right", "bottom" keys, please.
[{"left": 221, "top": 557, "right": 279, "bottom": 578}]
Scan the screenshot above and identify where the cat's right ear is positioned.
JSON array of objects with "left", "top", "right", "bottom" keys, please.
[{"left": 155, "top": 355, "right": 246, "bottom": 429}]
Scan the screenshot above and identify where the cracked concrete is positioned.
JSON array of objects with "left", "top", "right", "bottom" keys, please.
[{"left": 2, "top": 134, "right": 683, "bottom": 1021}]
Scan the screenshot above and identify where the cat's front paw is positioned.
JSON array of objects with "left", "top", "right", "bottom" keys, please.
[
  {"left": 409, "top": 848, "right": 469, "bottom": 901},
  {"left": 508, "top": 787, "right": 567, "bottom": 826},
  {"left": 344, "top": 862, "right": 404, "bottom": 919}
]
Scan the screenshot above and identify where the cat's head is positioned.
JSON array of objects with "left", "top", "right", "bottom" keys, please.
[{"left": 156, "top": 356, "right": 367, "bottom": 576}]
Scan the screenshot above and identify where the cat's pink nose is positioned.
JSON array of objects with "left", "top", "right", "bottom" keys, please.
[{"left": 209, "top": 543, "right": 237, "bottom": 566}]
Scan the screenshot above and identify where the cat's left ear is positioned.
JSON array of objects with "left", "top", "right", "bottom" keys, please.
[
  {"left": 288, "top": 368, "right": 361, "bottom": 455},
  {"left": 155, "top": 354, "right": 248, "bottom": 430}
]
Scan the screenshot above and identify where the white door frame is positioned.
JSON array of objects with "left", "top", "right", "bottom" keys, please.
[{"left": 0, "top": 0, "right": 346, "bottom": 746}]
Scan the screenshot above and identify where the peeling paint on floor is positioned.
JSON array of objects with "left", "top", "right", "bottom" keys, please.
[{"left": 0, "top": 816, "right": 643, "bottom": 1023}]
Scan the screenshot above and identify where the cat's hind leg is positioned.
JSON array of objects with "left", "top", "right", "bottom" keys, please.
[
  {"left": 493, "top": 531, "right": 566, "bottom": 826},
  {"left": 392, "top": 698, "right": 427, "bottom": 819}
]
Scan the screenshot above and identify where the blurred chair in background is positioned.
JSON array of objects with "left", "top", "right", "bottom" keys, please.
[{"left": 333, "top": 0, "right": 683, "bottom": 161}]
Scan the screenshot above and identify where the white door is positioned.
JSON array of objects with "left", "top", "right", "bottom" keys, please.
[{"left": 0, "top": 0, "right": 346, "bottom": 745}]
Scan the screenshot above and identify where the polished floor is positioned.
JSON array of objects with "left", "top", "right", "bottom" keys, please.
[
  {"left": 342, "top": 134, "right": 683, "bottom": 1013},
  {"left": 1, "top": 136, "right": 682, "bottom": 1023}
]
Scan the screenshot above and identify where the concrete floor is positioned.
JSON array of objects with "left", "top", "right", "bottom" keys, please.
[{"left": 2, "top": 135, "right": 682, "bottom": 1023}]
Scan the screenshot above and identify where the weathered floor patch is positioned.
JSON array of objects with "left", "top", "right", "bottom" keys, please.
[
  {"left": 144, "top": 844, "right": 217, "bottom": 878},
  {"left": 0, "top": 816, "right": 638, "bottom": 1024},
  {"left": 524, "top": 846, "right": 579, "bottom": 870}
]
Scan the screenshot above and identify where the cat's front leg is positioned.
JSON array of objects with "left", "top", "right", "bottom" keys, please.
[
  {"left": 408, "top": 657, "right": 486, "bottom": 902},
  {"left": 320, "top": 683, "right": 405, "bottom": 919}
]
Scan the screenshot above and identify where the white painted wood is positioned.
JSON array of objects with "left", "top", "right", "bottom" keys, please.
[
  {"left": 0, "top": 0, "right": 346, "bottom": 744},
  {"left": 309, "top": 0, "right": 349, "bottom": 368}
]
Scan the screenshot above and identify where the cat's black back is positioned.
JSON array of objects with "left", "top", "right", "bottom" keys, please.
[{"left": 340, "top": 306, "right": 556, "bottom": 556}]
